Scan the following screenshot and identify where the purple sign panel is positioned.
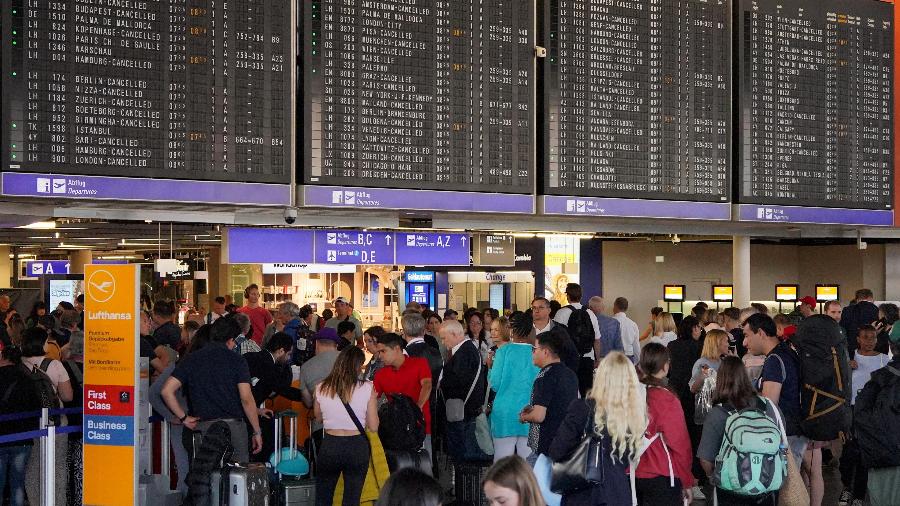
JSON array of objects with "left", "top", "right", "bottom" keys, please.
[
  {"left": 226, "top": 228, "right": 315, "bottom": 264},
  {"left": 314, "top": 231, "right": 393, "bottom": 265},
  {"left": 738, "top": 204, "right": 894, "bottom": 226},
  {"left": 395, "top": 233, "right": 470, "bottom": 266},
  {"left": 303, "top": 185, "right": 534, "bottom": 214},
  {"left": 2, "top": 172, "right": 291, "bottom": 206},
  {"left": 543, "top": 196, "right": 731, "bottom": 220},
  {"left": 26, "top": 260, "right": 69, "bottom": 276}
]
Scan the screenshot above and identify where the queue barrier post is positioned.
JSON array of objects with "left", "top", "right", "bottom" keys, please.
[
  {"left": 160, "top": 420, "right": 171, "bottom": 483},
  {"left": 42, "top": 423, "right": 56, "bottom": 506}
]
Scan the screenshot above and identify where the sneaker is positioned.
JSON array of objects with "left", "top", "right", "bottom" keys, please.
[
  {"left": 838, "top": 489, "right": 853, "bottom": 506},
  {"left": 692, "top": 486, "right": 706, "bottom": 501}
]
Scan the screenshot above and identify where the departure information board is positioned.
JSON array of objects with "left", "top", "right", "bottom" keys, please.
[
  {"left": 1, "top": 0, "right": 293, "bottom": 183},
  {"left": 543, "top": 0, "right": 732, "bottom": 202},
  {"left": 738, "top": 0, "right": 894, "bottom": 209},
  {"left": 302, "top": 0, "right": 535, "bottom": 193}
]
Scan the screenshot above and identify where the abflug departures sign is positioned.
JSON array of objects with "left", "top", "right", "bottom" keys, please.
[
  {"left": 737, "top": 0, "right": 894, "bottom": 210},
  {"left": 301, "top": 0, "right": 535, "bottom": 194},
  {"left": 542, "top": 0, "right": 732, "bottom": 203},
  {"left": 1, "top": 0, "right": 292, "bottom": 183}
]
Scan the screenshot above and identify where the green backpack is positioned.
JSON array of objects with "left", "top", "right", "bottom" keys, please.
[{"left": 713, "top": 397, "right": 786, "bottom": 496}]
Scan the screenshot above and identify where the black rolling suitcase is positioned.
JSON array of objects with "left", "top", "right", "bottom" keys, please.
[
  {"left": 273, "top": 411, "right": 315, "bottom": 506},
  {"left": 452, "top": 462, "right": 489, "bottom": 506}
]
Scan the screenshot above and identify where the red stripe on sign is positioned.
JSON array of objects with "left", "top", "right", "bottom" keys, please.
[{"left": 83, "top": 385, "right": 135, "bottom": 417}]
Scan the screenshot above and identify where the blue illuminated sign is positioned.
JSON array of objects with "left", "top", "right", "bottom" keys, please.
[
  {"left": 395, "top": 233, "right": 469, "bottom": 266},
  {"left": 405, "top": 271, "right": 435, "bottom": 283},
  {"left": 314, "top": 230, "right": 394, "bottom": 265}
]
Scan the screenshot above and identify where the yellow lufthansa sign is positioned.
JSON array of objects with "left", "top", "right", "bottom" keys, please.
[
  {"left": 776, "top": 285, "right": 798, "bottom": 302},
  {"left": 83, "top": 264, "right": 140, "bottom": 506},
  {"left": 816, "top": 285, "right": 839, "bottom": 302},
  {"left": 713, "top": 285, "right": 734, "bottom": 301},
  {"left": 663, "top": 285, "right": 685, "bottom": 302}
]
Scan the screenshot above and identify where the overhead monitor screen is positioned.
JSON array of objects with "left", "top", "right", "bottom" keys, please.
[
  {"left": 542, "top": 0, "right": 732, "bottom": 202},
  {"left": 1, "top": 0, "right": 293, "bottom": 183},
  {"left": 737, "top": 0, "right": 894, "bottom": 209},
  {"left": 301, "top": 0, "right": 535, "bottom": 193}
]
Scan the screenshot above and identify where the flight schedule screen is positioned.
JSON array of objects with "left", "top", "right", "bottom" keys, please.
[
  {"left": 543, "top": 0, "right": 732, "bottom": 202},
  {"left": 302, "top": 0, "right": 535, "bottom": 193},
  {"left": 1, "top": 0, "right": 292, "bottom": 183},
  {"left": 738, "top": 0, "right": 894, "bottom": 209}
]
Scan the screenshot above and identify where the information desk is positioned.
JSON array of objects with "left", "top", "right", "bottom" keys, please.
[{"left": 1, "top": 0, "right": 293, "bottom": 184}]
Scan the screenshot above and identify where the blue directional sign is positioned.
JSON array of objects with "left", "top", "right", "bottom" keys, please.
[
  {"left": 395, "top": 233, "right": 470, "bottom": 266},
  {"left": 26, "top": 260, "right": 70, "bottom": 276},
  {"left": 314, "top": 230, "right": 394, "bottom": 265}
]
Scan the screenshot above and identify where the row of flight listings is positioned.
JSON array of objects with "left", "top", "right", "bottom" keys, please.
[{"left": 0, "top": 0, "right": 894, "bottom": 222}]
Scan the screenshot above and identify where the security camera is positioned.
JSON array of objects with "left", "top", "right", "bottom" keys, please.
[{"left": 283, "top": 207, "right": 297, "bottom": 225}]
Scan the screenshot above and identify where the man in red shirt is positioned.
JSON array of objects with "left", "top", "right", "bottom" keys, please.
[
  {"left": 236, "top": 284, "right": 272, "bottom": 345},
  {"left": 373, "top": 332, "right": 433, "bottom": 456}
]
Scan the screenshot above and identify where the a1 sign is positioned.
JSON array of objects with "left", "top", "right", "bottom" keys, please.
[{"left": 26, "top": 260, "right": 70, "bottom": 276}]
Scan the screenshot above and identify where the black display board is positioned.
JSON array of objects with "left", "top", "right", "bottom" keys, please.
[
  {"left": 301, "top": 0, "right": 535, "bottom": 193},
  {"left": 541, "top": 0, "right": 732, "bottom": 202},
  {"left": 738, "top": 0, "right": 894, "bottom": 209},
  {"left": 1, "top": 0, "right": 292, "bottom": 183}
]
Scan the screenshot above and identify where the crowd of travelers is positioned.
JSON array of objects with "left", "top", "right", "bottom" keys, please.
[{"left": 2, "top": 283, "right": 900, "bottom": 506}]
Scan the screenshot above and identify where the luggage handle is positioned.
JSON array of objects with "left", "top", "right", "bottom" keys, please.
[{"left": 274, "top": 410, "right": 300, "bottom": 478}]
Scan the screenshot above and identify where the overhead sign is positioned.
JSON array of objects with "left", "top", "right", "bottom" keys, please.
[
  {"left": 314, "top": 231, "right": 393, "bottom": 265},
  {"left": 262, "top": 263, "right": 357, "bottom": 274},
  {"left": 473, "top": 234, "right": 516, "bottom": 267},
  {"left": 405, "top": 271, "right": 436, "bottom": 283},
  {"left": 26, "top": 260, "right": 70, "bottom": 277},
  {"left": 816, "top": 285, "right": 839, "bottom": 302},
  {"left": 663, "top": 285, "right": 686, "bottom": 302},
  {"left": 226, "top": 228, "right": 316, "bottom": 264},
  {"left": 83, "top": 264, "right": 140, "bottom": 506},
  {"left": 776, "top": 285, "right": 799, "bottom": 302},
  {"left": 395, "top": 233, "right": 470, "bottom": 266},
  {"left": 712, "top": 285, "right": 734, "bottom": 302}
]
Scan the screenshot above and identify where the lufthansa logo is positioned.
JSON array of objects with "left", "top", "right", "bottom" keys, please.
[{"left": 87, "top": 269, "right": 116, "bottom": 303}]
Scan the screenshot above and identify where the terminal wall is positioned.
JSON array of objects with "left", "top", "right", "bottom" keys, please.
[{"left": 602, "top": 242, "right": 887, "bottom": 323}]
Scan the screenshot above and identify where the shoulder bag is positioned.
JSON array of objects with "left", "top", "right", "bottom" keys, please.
[
  {"left": 550, "top": 401, "right": 604, "bottom": 494},
  {"left": 446, "top": 344, "right": 481, "bottom": 423}
]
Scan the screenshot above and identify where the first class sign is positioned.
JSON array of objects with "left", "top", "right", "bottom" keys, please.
[{"left": 83, "top": 264, "right": 140, "bottom": 506}]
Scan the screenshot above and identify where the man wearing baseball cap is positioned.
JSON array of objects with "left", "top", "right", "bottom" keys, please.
[
  {"left": 797, "top": 296, "right": 818, "bottom": 320},
  {"left": 324, "top": 296, "right": 363, "bottom": 343}
]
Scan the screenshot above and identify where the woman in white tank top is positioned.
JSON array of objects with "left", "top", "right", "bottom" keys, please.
[{"left": 313, "top": 346, "right": 379, "bottom": 506}]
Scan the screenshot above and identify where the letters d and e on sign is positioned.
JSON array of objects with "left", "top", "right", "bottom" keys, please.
[{"left": 83, "top": 264, "right": 140, "bottom": 506}]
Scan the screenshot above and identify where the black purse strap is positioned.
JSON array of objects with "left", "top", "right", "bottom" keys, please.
[{"left": 342, "top": 397, "right": 372, "bottom": 456}]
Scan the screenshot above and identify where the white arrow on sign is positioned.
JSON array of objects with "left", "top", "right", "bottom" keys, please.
[
  {"left": 386, "top": 235, "right": 392, "bottom": 246},
  {"left": 461, "top": 236, "right": 467, "bottom": 246}
]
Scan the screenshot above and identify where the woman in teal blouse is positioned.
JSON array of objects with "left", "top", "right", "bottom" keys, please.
[{"left": 487, "top": 312, "right": 540, "bottom": 463}]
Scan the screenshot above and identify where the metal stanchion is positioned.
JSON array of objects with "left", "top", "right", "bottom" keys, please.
[
  {"left": 160, "top": 420, "right": 171, "bottom": 482},
  {"left": 42, "top": 423, "right": 56, "bottom": 506},
  {"left": 38, "top": 408, "right": 49, "bottom": 506}
]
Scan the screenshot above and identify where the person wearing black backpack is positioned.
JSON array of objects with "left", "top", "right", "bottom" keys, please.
[
  {"left": 553, "top": 283, "right": 603, "bottom": 397},
  {"left": 530, "top": 297, "right": 580, "bottom": 376},
  {"left": 0, "top": 345, "right": 40, "bottom": 506}
]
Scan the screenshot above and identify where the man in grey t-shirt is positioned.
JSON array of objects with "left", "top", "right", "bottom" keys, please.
[
  {"left": 325, "top": 296, "right": 363, "bottom": 343},
  {"left": 299, "top": 328, "right": 341, "bottom": 432}
]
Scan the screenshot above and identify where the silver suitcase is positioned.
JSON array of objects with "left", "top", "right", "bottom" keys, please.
[{"left": 219, "top": 463, "right": 270, "bottom": 506}]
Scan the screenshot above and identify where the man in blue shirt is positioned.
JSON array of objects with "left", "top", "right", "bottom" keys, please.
[
  {"left": 742, "top": 313, "right": 807, "bottom": 464},
  {"left": 587, "top": 296, "right": 624, "bottom": 362},
  {"left": 162, "top": 317, "right": 263, "bottom": 463}
]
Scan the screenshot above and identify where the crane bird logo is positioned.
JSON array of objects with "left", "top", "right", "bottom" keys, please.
[{"left": 87, "top": 270, "right": 116, "bottom": 303}]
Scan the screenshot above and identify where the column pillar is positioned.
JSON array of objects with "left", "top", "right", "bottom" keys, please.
[
  {"left": 68, "top": 250, "right": 93, "bottom": 274},
  {"left": 207, "top": 247, "right": 221, "bottom": 300},
  {"left": 0, "top": 246, "right": 11, "bottom": 288},
  {"left": 732, "top": 236, "right": 751, "bottom": 308}
]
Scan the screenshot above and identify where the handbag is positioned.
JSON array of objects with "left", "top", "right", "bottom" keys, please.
[
  {"left": 550, "top": 403, "right": 604, "bottom": 494},
  {"left": 446, "top": 347, "right": 481, "bottom": 423},
  {"left": 770, "top": 400, "right": 809, "bottom": 506}
]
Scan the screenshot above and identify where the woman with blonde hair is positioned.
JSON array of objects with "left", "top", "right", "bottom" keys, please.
[
  {"left": 482, "top": 456, "right": 545, "bottom": 506},
  {"left": 549, "top": 352, "right": 648, "bottom": 505},
  {"left": 649, "top": 312, "right": 678, "bottom": 347},
  {"left": 690, "top": 330, "right": 730, "bottom": 395}
]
